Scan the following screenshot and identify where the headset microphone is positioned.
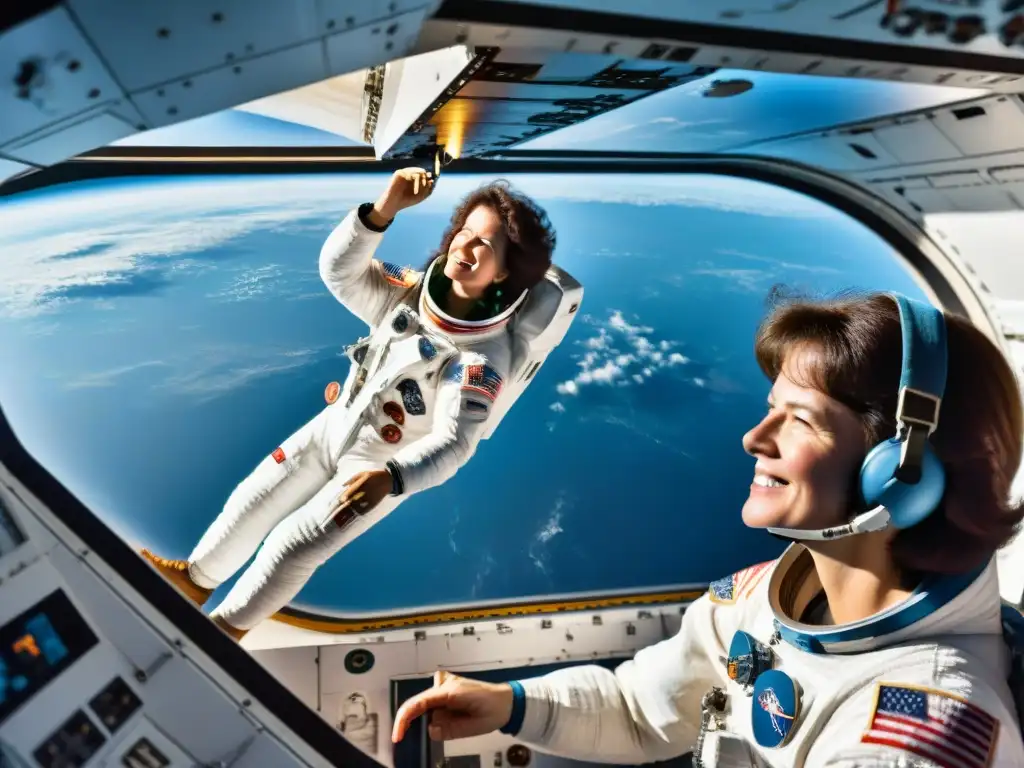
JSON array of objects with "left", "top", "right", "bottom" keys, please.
[{"left": 766, "top": 293, "right": 948, "bottom": 542}]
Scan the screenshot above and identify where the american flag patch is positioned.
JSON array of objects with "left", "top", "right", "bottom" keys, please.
[
  {"left": 861, "top": 684, "right": 998, "bottom": 768},
  {"left": 379, "top": 261, "right": 418, "bottom": 288},
  {"left": 446, "top": 362, "right": 504, "bottom": 402},
  {"left": 708, "top": 560, "right": 774, "bottom": 605}
]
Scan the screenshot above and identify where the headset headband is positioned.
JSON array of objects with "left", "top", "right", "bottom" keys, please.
[{"left": 890, "top": 293, "right": 947, "bottom": 482}]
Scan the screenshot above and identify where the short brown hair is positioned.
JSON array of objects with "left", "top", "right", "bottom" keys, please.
[
  {"left": 431, "top": 180, "right": 556, "bottom": 297},
  {"left": 753, "top": 286, "right": 1024, "bottom": 576}
]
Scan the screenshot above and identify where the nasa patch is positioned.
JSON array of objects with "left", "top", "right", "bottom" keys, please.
[{"left": 751, "top": 669, "right": 800, "bottom": 748}]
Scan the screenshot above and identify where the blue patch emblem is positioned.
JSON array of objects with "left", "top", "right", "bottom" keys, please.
[
  {"left": 419, "top": 336, "right": 437, "bottom": 360},
  {"left": 727, "top": 630, "right": 773, "bottom": 688},
  {"left": 751, "top": 669, "right": 800, "bottom": 748},
  {"left": 397, "top": 379, "right": 426, "bottom": 416}
]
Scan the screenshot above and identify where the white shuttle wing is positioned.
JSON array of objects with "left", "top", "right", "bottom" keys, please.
[{"left": 234, "top": 69, "right": 373, "bottom": 145}]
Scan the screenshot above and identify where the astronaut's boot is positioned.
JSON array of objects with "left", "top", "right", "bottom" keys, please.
[
  {"left": 213, "top": 615, "right": 249, "bottom": 642},
  {"left": 139, "top": 549, "right": 214, "bottom": 607}
]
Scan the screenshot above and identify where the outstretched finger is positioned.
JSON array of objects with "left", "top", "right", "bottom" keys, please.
[
  {"left": 413, "top": 173, "right": 421, "bottom": 196},
  {"left": 392, "top": 689, "right": 449, "bottom": 743}
]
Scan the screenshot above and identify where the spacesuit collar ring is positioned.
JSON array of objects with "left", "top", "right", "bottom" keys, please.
[{"left": 768, "top": 544, "right": 986, "bottom": 655}]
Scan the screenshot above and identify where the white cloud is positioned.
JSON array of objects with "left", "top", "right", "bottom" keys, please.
[
  {"left": 470, "top": 550, "right": 497, "bottom": 600},
  {"left": 0, "top": 171, "right": 837, "bottom": 320},
  {"left": 529, "top": 495, "right": 566, "bottom": 576},
  {"left": 716, "top": 248, "right": 843, "bottom": 274},
  {"left": 691, "top": 267, "right": 772, "bottom": 293},
  {"left": 556, "top": 380, "right": 579, "bottom": 396},
  {"left": 0, "top": 175, "right": 371, "bottom": 318},
  {"left": 551, "top": 309, "right": 693, "bottom": 410},
  {"left": 206, "top": 264, "right": 287, "bottom": 302},
  {"left": 63, "top": 360, "right": 169, "bottom": 389},
  {"left": 690, "top": 247, "right": 846, "bottom": 293},
  {"left": 150, "top": 344, "right": 332, "bottom": 403},
  {"left": 47, "top": 339, "right": 328, "bottom": 402},
  {"left": 448, "top": 509, "right": 461, "bottom": 555},
  {"left": 608, "top": 310, "right": 652, "bottom": 336}
]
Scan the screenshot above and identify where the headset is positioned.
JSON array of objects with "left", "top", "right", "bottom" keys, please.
[{"left": 767, "top": 293, "right": 948, "bottom": 542}]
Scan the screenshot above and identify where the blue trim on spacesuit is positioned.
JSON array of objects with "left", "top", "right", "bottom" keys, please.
[
  {"left": 501, "top": 680, "right": 526, "bottom": 736},
  {"left": 776, "top": 564, "right": 985, "bottom": 655}
]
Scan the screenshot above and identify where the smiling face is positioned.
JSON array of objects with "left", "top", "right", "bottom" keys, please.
[
  {"left": 443, "top": 204, "right": 509, "bottom": 298},
  {"left": 741, "top": 343, "right": 867, "bottom": 532}
]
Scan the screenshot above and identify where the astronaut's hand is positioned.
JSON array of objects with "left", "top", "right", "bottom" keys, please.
[
  {"left": 374, "top": 167, "right": 435, "bottom": 221},
  {"left": 336, "top": 469, "right": 393, "bottom": 516},
  {"left": 392, "top": 671, "right": 514, "bottom": 743}
]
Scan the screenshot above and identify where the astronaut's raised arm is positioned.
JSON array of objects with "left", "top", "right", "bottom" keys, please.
[
  {"left": 318, "top": 203, "right": 417, "bottom": 328},
  {"left": 509, "top": 593, "right": 730, "bottom": 765},
  {"left": 385, "top": 353, "right": 505, "bottom": 497}
]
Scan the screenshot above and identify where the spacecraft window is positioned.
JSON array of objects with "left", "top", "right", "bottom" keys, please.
[{"left": 0, "top": 170, "right": 932, "bottom": 618}]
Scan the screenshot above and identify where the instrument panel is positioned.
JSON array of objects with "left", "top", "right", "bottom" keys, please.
[
  {"left": 0, "top": 590, "right": 99, "bottom": 726},
  {"left": 0, "top": 547, "right": 190, "bottom": 768},
  {"left": 0, "top": 475, "right": 356, "bottom": 768}
]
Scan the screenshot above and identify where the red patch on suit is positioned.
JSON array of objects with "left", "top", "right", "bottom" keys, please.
[{"left": 383, "top": 401, "right": 405, "bottom": 425}]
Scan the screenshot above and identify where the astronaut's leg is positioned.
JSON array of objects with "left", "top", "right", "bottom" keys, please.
[
  {"left": 208, "top": 458, "right": 403, "bottom": 634},
  {"left": 141, "top": 411, "right": 332, "bottom": 606}
]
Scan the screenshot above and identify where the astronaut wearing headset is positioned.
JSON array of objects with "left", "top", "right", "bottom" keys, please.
[{"left": 393, "top": 290, "right": 1024, "bottom": 767}]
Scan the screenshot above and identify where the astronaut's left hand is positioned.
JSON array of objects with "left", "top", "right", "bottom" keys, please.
[{"left": 336, "top": 470, "right": 394, "bottom": 517}]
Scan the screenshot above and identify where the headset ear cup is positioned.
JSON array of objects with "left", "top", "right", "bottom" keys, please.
[{"left": 859, "top": 438, "right": 946, "bottom": 529}]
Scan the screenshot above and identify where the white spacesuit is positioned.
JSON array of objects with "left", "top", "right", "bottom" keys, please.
[
  {"left": 178, "top": 203, "right": 579, "bottom": 632},
  {"left": 508, "top": 544, "right": 1024, "bottom": 767}
]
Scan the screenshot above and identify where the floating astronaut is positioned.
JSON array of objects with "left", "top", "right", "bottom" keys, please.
[{"left": 141, "top": 168, "right": 582, "bottom": 640}]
